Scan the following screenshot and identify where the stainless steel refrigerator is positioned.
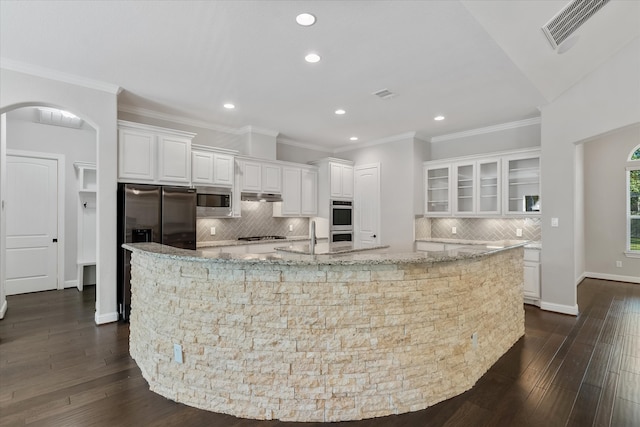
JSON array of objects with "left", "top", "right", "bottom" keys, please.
[{"left": 117, "top": 183, "right": 196, "bottom": 321}]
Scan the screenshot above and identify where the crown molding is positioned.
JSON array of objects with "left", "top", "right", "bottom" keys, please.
[
  {"left": 118, "top": 104, "right": 241, "bottom": 134},
  {"left": 1, "top": 58, "right": 121, "bottom": 95},
  {"left": 277, "top": 137, "right": 332, "bottom": 153},
  {"left": 333, "top": 131, "right": 417, "bottom": 154},
  {"left": 118, "top": 105, "right": 279, "bottom": 137},
  {"left": 430, "top": 117, "right": 541, "bottom": 143}
]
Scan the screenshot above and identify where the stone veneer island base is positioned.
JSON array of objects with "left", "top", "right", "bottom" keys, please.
[{"left": 125, "top": 242, "right": 525, "bottom": 422}]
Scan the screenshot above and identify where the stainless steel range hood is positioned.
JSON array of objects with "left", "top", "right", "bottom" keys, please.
[{"left": 240, "top": 192, "right": 283, "bottom": 203}]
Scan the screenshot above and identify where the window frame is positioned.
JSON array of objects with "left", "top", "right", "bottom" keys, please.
[{"left": 626, "top": 144, "right": 640, "bottom": 258}]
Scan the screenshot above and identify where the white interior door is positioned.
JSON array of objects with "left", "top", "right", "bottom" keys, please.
[
  {"left": 355, "top": 164, "right": 380, "bottom": 247},
  {"left": 6, "top": 155, "right": 58, "bottom": 295}
]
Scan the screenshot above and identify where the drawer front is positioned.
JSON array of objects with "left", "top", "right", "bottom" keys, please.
[{"left": 524, "top": 248, "right": 540, "bottom": 262}]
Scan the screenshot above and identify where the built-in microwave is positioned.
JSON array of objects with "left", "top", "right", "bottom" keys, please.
[
  {"left": 196, "top": 186, "right": 232, "bottom": 217},
  {"left": 330, "top": 200, "right": 353, "bottom": 231}
]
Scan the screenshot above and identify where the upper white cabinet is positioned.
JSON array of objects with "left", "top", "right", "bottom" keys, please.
[
  {"left": 424, "top": 148, "right": 539, "bottom": 217},
  {"left": 424, "top": 164, "right": 451, "bottom": 216},
  {"left": 191, "top": 146, "right": 235, "bottom": 187},
  {"left": 274, "top": 166, "right": 318, "bottom": 217},
  {"left": 301, "top": 168, "right": 318, "bottom": 215},
  {"left": 503, "top": 153, "right": 541, "bottom": 215},
  {"left": 330, "top": 162, "right": 354, "bottom": 199},
  {"left": 237, "top": 159, "right": 282, "bottom": 193},
  {"left": 477, "top": 158, "right": 501, "bottom": 215},
  {"left": 262, "top": 163, "right": 282, "bottom": 193},
  {"left": 118, "top": 121, "right": 195, "bottom": 186}
]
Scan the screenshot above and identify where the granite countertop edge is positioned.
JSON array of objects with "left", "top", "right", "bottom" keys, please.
[
  {"left": 415, "top": 238, "right": 541, "bottom": 250},
  {"left": 197, "top": 236, "right": 316, "bottom": 248},
  {"left": 124, "top": 241, "right": 528, "bottom": 266}
]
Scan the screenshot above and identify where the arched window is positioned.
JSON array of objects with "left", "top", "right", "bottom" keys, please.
[{"left": 628, "top": 144, "right": 640, "bottom": 254}]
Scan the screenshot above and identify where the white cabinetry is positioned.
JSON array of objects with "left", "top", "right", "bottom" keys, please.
[
  {"left": 424, "top": 164, "right": 451, "bottom": 216},
  {"left": 523, "top": 247, "right": 541, "bottom": 303},
  {"left": 330, "top": 162, "right": 354, "bottom": 199},
  {"left": 238, "top": 159, "right": 282, "bottom": 193},
  {"left": 74, "top": 162, "right": 97, "bottom": 291},
  {"left": 274, "top": 166, "right": 318, "bottom": 217},
  {"left": 503, "top": 153, "right": 541, "bottom": 216},
  {"left": 191, "top": 145, "right": 235, "bottom": 187},
  {"left": 118, "top": 121, "right": 195, "bottom": 186},
  {"left": 423, "top": 149, "right": 539, "bottom": 218}
]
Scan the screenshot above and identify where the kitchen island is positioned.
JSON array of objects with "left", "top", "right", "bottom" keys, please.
[{"left": 124, "top": 241, "right": 526, "bottom": 422}]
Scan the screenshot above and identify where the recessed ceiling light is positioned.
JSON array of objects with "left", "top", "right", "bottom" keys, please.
[
  {"left": 350, "top": 137, "right": 358, "bottom": 141},
  {"left": 304, "top": 53, "right": 321, "bottom": 63},
  {"left": 434, "top": 115, "right": 445, "bottom": 121},
  {"left": 224, "top": 103, "right": 235, "bottom": 109},
  {"left": 335, "top": 109, "right": 346, "bottom": 115},
  {"left": 296, "top": 13, "right": 316, "bottom": 26}
]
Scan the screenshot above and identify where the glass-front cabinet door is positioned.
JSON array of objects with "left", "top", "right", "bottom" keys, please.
[
  {"left": 454, "top": 163, "right": 475, "bottom": 215},
  {"left": 477, "top": 159, "right": 500, "bottom": 215},
  {"left": 504, "top": 154, "right": 541, "bottom": 215},
  {"left": 425, "top": 165, "right": 451, "bottom": 215}
]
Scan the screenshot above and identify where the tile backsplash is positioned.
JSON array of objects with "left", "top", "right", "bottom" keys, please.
[
  {"left": 415, "top": 217, "right": 541, "bottom": 242},
  {"left": 197, "top": 201, "right": 309, "bottom": 242}
]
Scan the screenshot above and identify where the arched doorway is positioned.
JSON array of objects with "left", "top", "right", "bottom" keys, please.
[{"left": 1, "top": 103, "right": 97, "bottom": 316}]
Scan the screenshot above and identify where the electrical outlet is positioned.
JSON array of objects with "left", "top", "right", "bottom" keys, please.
[
  {"left": 289, "top": 224, "right": 293, "bottom": 232},
  {"left": 551, "top": 217, "right": 559, "bottom": 227},
  {"left": 452, "top": 227, "right": 457, "bottom": 235},
  {"left": 173, "top": 343, "right": 183, "bottom": 364},
  {"left": 516, "top": 228, "right": 523, "bottom": 237},
  {"left": 616, "top": 261, "right": 622, "bottom": 268},
  {"left": 210, "top": 227, "right": 216, "bottom": 236},
  {"left": 471, "top": 332, "right": 478, "bottom": 349}
]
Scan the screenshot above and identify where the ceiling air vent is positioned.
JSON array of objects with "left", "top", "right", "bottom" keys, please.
[
  {"left": 372, "top": 88, "right": 396, "bottom": 100},
  {"left": 542, "top": 0, "right": 610, "bottom": 49},
  {"left": 37, "top": 107, "right": 84, "bottom": 129}
]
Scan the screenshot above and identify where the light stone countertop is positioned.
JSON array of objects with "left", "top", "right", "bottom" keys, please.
[
  {"left": 416, "top": 237, "right": 541, "bottom": 250},
  {"left": 274, "top": 242, "right": 390, "bottom": 255},
  {"left": 124, "top": 240, "right": 528, "bottom": 266},
  {"left": 196, "top": 235, "right": 314, "bottom": 248}
]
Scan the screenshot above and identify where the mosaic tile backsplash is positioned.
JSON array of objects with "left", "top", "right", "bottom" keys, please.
[
  {"left": 415, "top": 217, "right": 541, "bottom": 242},
  {"left": 197, "top": 201, "right": 309, "bottom": 242}
]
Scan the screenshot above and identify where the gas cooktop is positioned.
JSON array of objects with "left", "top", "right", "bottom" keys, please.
[{"left": 237, "top": 235, "right": 286, "bottom": 242}]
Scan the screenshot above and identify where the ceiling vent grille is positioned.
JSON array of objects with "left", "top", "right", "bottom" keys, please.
[
  {"left": 542, "top": 0, "right": 610, "bottom": 49},
  {"left": 37, "top": 107, "right": 84, "bottom": 129},
  {"left": 372, "top": 88, "right": 396, "bottom": 100}
]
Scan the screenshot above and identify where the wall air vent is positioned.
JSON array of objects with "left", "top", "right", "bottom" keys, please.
[
  {"left": 542, "top": 0, "right": 610, "bottom": 49},
  {"left": 37, "top": 107, "right": 84, "bottom": 129},
  {"left": 372, "top": 88, "right": 396, "bottom": 100}
]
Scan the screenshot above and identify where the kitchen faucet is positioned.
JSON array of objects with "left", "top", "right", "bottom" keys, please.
[{"left": 310, "top": 220, "right": 317, "bottom": 254}]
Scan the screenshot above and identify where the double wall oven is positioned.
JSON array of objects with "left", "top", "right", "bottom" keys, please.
[{"left": 330, "top": 200, "right": 353, "bottom": 242}]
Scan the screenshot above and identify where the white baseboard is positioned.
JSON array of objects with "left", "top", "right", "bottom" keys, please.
[
  {"left": 540, "top": 301, "right": 579, "bottom": 316},
  {"left": 64, "top": 279, "right": 78, "bottom": 289},
  {"left": 585, "top": 272, "right": 640, "bottom": 284},
  {"left": 0, "top": 299, "right": 7, "bottom": 319},
  {"left": 95, "top": 311, "right": 119, "bottom": 325},
  {"left": 576, "top": 273, "right": 587, "bottom": 286}
]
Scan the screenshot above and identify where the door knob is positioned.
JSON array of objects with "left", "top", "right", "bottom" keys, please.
[{"left": 372, "top": 234, "right": 377, "bottom": 238}]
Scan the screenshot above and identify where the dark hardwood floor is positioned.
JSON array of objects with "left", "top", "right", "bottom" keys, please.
[{"left": 1, "top": 278, "right": 639, "bottom": 426}]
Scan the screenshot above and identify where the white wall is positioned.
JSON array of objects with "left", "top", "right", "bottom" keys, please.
[
  {"left": 338, "top": 136, "right": 427, "bottom": 251},
  {"left": 1, "top": 67, "right": 119, "bottom": 324},
  {"left": 430, "top": 122, "right": 540, "bottom": 160},
  {"left": 6, "top": 109, "right": 96, "bottom": 286},
  {"left": 276, "top": 142, "right": 331, "bottom": 164},
  {"left": 584, "top": 124, "right": 640, "bottom": 281},
  {"left": 540, "top": 37, "right": 640, "bottom": 315}
]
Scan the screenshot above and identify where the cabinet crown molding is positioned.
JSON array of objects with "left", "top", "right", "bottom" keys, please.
[{"left": 117, "top": 120, "right": 197, "bottom": 139}]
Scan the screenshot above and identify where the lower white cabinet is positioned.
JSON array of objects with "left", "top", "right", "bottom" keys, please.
[{"left": 523, "top": 248, "right": 541, "bottom": 301}]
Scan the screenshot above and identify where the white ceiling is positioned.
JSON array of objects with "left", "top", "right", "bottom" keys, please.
[{"left": 1, "top": 1, "right": 638, "bottom": 151}]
